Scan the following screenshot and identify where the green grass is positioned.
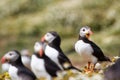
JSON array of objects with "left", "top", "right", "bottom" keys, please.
[{"left": 0, "top": 0, "right": 120, "bottom": 72}]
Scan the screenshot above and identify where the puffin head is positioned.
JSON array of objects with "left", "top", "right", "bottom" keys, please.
[
  {"left": 79, "top": 26, "right": 93, "bottom": 39},
  {"left": 21, "top": 49, "right": 30, "bottom": 56},
  {"left": 1, "top": 50, "right": 20, "bottom": 64},
  {"left": 34, "top": 42, "right": 45, "bottom": 57},
  {"left": 41, "top": 31, "right": 59, "bottom": 43}
]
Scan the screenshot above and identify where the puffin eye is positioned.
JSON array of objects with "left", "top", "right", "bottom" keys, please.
[
  {"left": 83, "top": 29, "right": 85, "bottom": 31},
  {"left": 9, "top": 53, "right": 13, "bottom": 56},
  {"left": 46, "top": 34, "right": 49, "bottom": 37}
]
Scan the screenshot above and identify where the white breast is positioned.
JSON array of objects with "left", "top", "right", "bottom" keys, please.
[
  {"left": 45, "top": 45, "right": 63, "bottom": 70},
  {"left": 75, "top": 40, "right": 97, "bottom": 63},
  {"left": 21, "top": 56, "right": 31, "bottom": 69},
  {"left": 31, "top": 55, "right": 51, "bottom": 79},
  {"left": 9, "top": 65, "right": 19, "bottom": 80},
  {"left": 45, "top": 46, "right": 58, "bottom": 58},
  {"left": 1, "top": 63, "right": 10, "bottom": 72}
]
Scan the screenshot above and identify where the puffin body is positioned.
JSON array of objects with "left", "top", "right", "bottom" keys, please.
[
  {"left": 1, "top": 50, "right": 36, "bottom": 80},
  {"left": 9, "top": 65, "right": 18, "bottom": 80},
  {"left": 1, "top": 62, "right": 10, "bottom": 72},
  {"left": 45, "top": 45, "right": 63, "bottom": 70},
  {"left": 21, "top": 49, "right": 31, "bottom": 70},
  {"left": 31, "top": 55, "right": 51, "bottom": 79},
  {"left": 21, "top": 56, "right": 31, "bottom": 69},
  {"left": 75, "top": 40, "right": 97, "bottom": 64},
  {"left": 41, "top": 31, "right": 81, "bottom": 71},
  {"left": 75, "top": 26, "right": 110, "bottom": 71},
  {"left": 31, "top": 42, "right": 61, "bottom": 80}
]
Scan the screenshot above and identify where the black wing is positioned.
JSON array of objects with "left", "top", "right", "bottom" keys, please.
[
  {"left": 44, "top": 56, "right": 61, "bottom": 77},
  {"left": 86, "top": 39, "right": 110, "bottom": 61},
  {"left": 58, "top": 50, "right": 72, "bottom": 66},
  {"left": 49, "top": 44, "right": 81, "bottom": 71},
  {"left": 58, "top": 51, "right": 81, "bottom": 72},
  {"left": 18, "top": 66, "right": 36, "bottom": 80}
]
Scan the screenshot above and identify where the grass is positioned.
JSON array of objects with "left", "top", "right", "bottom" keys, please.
[{"left": 0, "top": 0, "right": 120, "bottom": 73}]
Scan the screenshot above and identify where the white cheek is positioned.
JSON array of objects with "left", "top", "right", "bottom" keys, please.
[
  {"left": 80, "top": 32, "right": 85, "bottom": 36},
  {"left": 45, "top": 36, "right": 50, "bottom": 41},
  {"left": 34, "top": 46, "right": 40, "bottom": 52},
  {"left": 5, "top": 55, "right": 13, "bottom": 61},
  {"left": 12, "top": 55, "right": 19, "bottom": 61},
  {"left": 45, "top": 34, "right": 55, "bottom": 43}
]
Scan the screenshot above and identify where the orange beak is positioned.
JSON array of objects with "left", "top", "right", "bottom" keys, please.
[
  {"left": 41, "top": 36, "right": 45, "bottom": 42},
  {"left": 1, "top": 57, "right": 6, "bottom": 64},
  {"left": 39, "top": 48, "right": 43, "bottom": 57},
  {"left": 89, "top": 30, "right": 93, "bottom": 35},
  {"left": 86, "top": 30, "right": 93, "bottom": 39}
]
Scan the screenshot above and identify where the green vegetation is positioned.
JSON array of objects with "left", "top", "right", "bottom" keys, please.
[{"left": 0, "top": 0, "right": 120, "bottom": 72}]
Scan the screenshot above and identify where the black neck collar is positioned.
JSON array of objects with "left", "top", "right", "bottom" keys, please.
[
  {"left": 48, "top": 36, "right": 61, "bottom": 51},
  {"left": 78, "top": 35, "right": 88, "bottom": 40},
  {"left": 10, "top": 56, "right": 23, "bottom": 67},
  {"left": 34, "top": 52, "right": 46, "bottom": 58}
]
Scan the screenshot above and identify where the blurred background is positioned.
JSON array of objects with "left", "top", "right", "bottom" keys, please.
[{"left": 0, "top": 0, "right": 120, "bottom": 71}]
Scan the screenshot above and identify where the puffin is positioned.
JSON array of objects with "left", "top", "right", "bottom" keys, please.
[
  {"left": 1, "top": 50, "right": 36, "bottom": 80},
  {"left": 41, "top": 31, "right": 81, "bottom": 72},
  {"left": 1, "top": 62, "right": 10, "bottom": 72},
  {"left": 75, "top": 26, "right": 111, "bottom": 71},
  {"left": 104, "top": 58, "right": 120, "bottom": 80},
  {"left": 31, "top": 42, "right": 61, "bottom": 80},
  {"left": 21, "top": 49, "right": 31, "bottom": 70}
]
